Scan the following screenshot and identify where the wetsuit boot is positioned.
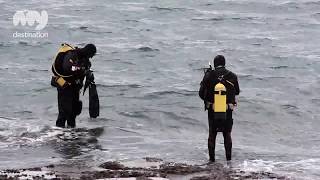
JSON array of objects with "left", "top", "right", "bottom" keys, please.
[
  {"left": 66, "top": 115, "right": 76, "bottom": 128},
  {"left": 56, "top": 112, "right": 66, "bottom": 128}
]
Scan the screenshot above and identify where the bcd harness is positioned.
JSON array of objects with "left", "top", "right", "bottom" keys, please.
[
  {"left": 51, "top": 43, "right": 76, "bottom": 88},
  {"left": 207, "top": 74, "right": 236, "bottom": 120}
]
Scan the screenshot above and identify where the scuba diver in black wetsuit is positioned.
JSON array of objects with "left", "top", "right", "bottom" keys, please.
[
  {"left": 51, "top": 43, "right": 97, "bottom": 128},
  {"left": 199, "top": 55, "right": 240, "bottom": 162}
]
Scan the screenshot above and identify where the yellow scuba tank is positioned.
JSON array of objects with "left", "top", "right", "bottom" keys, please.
[
  {"left": 58, "top": 43, "right": 75, "bottom": 53},
  {"left": 51, "top": 43, "right": 75, "bottom": 88},
  {"left": 213, "top": 82, "right": 227, "bottom": 120},
  {"left": 52, "top": 43, "right": 75, "bottom": 75}
]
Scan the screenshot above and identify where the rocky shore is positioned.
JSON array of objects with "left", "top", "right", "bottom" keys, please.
[{"left": 0, "top": 157, "right": 291, "bottom": 180}]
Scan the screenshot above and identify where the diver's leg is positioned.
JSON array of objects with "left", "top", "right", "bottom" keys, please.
[
  {"left": 208, "top": 129, "right": 217, "bottom": 162},
  {"left": 223, "top": 111, "right": 233, "bottom": 161},
  {"left": 56, "top": 114, "right": 66, "bottom": 128},
  {"left": 56, "top": 89, "right": 67, "bottom": 128},
  {"left": 58, "top": 87, "right": 74, "bottom": 128},
  {"left": 67, "top": 88, "right": 80, "bottom": 128},
  {"left": 208, "top": 110, "right": 217, "bottom": 162},
  {"left": 223, "top": 131, "right": 232, "bottom": 161}
]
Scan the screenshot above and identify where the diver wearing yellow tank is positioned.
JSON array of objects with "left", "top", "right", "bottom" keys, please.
[
  {"left": 199, "top": 55, "right": 240, "bottom": 162},
  {"left": 51, "top": 43, "right": 97, "bottom": 128}
]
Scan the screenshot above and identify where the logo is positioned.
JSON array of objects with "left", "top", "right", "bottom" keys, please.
[
  {"left": 12, "top": 10, "right": 49, "bottom": 38},
  {"left": 13, "top": 10, "right": 48, "bottom": 30}
]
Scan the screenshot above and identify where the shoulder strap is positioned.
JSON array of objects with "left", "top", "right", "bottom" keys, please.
[
  {"left": 225, "top": 80, "right": 234, "bottom": 87},
  {"left": 218, "top": 71, "right": 234, "bottom": 87}
]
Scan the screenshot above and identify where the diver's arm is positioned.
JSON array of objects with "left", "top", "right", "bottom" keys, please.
[
  {"left": 199, "top": 71, "right": 211, "bottom": 102},
  {"left": 234, "top": 76, "right": 240, "bottom": 96},
  {"left": 61, "top": 52, "right": 83, "bottom": 75},
  {"left": 234, "top": 75, "right": 240, "bottom": 106}
]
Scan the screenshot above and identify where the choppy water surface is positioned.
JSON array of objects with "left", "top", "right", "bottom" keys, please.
[{"left": 0, "top": 0, "right": 320, "bottom": 179}]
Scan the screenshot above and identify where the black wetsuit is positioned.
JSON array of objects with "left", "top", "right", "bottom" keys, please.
[
  {"left": 53, "top": 50, "right": 90, "bottom": 128},
  {"left": 199, "top": 67, "right": 240, "bottom": 161}
]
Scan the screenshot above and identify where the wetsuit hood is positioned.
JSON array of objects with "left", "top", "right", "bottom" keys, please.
[
  {"left": 79, "top": 44, "right": 96, "bottom": 59},
  {"left": 214, "top": 55, "right": 225, "bottom": 68}
]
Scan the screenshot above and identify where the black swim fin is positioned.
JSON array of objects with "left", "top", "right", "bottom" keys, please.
[{"left": 89, "top": 83, "right": 99, "bottom": 118}]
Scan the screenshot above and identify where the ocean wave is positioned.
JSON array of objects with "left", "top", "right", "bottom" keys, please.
[
  {"left": 269, "top": 65, "right": 289, "bottom": 69},
  {"left": 191, "top": 16, "right": 260, "bottom": 22},
  {"left": 275, "top": 1, "right": 320, "bottom": 9},
  {"left": 275, "top": 1, "right": 301, "bottom": 9},
  {"left": 28, "top": 69, "right": 49, "bottom": 72},
  {"left": 114, "top": 127, "right": 142, "bottom": 135},
  {"left": 156, "top": 110, "right": 200, "bottom": 126},
  {"left": 281, "top": 104, "right": 298, "bottom": 110},
  {"left": 96, "top": 83, "right": 143, "bottom": 89},
  {"left": 125, "top": 19, "right": 140, "bottom": 23},
  {"left": 12, "top": 41, "right": 52, "bottom": 47},
  {"left": 118, "top": 111, "right": 150, "bottom": 120},
  {"left": 14, "top": 110, "right": 32, "bottom": 115},
  {"left": 0, "top": 125, "right": 104, "bottom": 151},
  {"left": 191, "top": 17, "right": 225, "bottom": 22},
  {"left": 204, "top": 3, "right": 213, "bottom": 6},
  {"left": 281, "top": 104, "right": 302, "bottom": 117},
  {"left": 238, "top": 74, "right": 288, "bottom": 82},
  {"left": 79, "top": 26, "right": 88, "bottom": 30},
  {"left": 134, "top": 46, "right": 160, "bottom": 52},
  {"left": 0, "top": 42, "right": 12, "bottom": 48},
  {"left": 117, "top": 109, "right": 200, "bottom": 128},
  {"left": 0, "top": 116, "right": 17, "bottom": 121},
  {"left": 311, "top": 98, "right": 320, "bottom": 106},
  {"left": 74, "top": 8, "right": 93, "bottom": 12},
  {"left": 140, "top": 90, "right": 197, "bottom": 100},
  {"left": 150, "top": 6, "right": 191, "bottom": 12},
  {"left": 0, "top": 125, "right": 60, "bottom": 148},
  {"left": 304, "top": 1, "right": 320, "bottom": 6}
]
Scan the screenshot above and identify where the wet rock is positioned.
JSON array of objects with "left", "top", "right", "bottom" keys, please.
[
  {"left": 230, "top": 170, "right": 287, "bottom": 180},
  {"left": 136, "top": 177, "right": 153, "bottom": 180},
  {"left": 99, "top": 161, "right": 125, "bottom": 170},
  {"left": 56, "top": 174, "right": 72, "bottom": 179},
  {"left": 136, "top": 46, "right": 159, "bottom": 52},
  {"left": 86, "top": 137, "right": 98, "bottom": 143},
  {"left": 159, "top": 162, "right": 209, "bottom": 175},
  {"left": 88, "top": 127, "right": 104, "bottom": 136},
  {"left": 46, "top": 164, "right": 55, "bottom": 168},
  {"left": 144, "top": 157, "right": 163, "bottom": 162},
  {"left": 0, "top": 175, "right": 8, "bottom": 179},
  {"left": 4, "top": 169, "right": 20, "bottom": 173},
  {"left": 190, "top": 176, "right": 211, "bottom": 180},
  {"left": 26, "top": 167, "right": 42, "bottom": 171},
  {"left": 0, "top": 159, "right": 289, "bottom": 180}
]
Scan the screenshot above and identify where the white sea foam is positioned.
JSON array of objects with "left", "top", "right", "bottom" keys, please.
[
  {"left": 0, "top": 169, "right": 57, "bottom": 180},
  {"left": 0, "top": 122, "right": 64, "bottom": 149},
  {"left": 237, "top": 159, "right": 320, "bottom": 179}
]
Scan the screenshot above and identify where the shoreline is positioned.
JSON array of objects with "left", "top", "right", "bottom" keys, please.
[{"left": 0, "top": 158, "right": 290, "bottom": 180}]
